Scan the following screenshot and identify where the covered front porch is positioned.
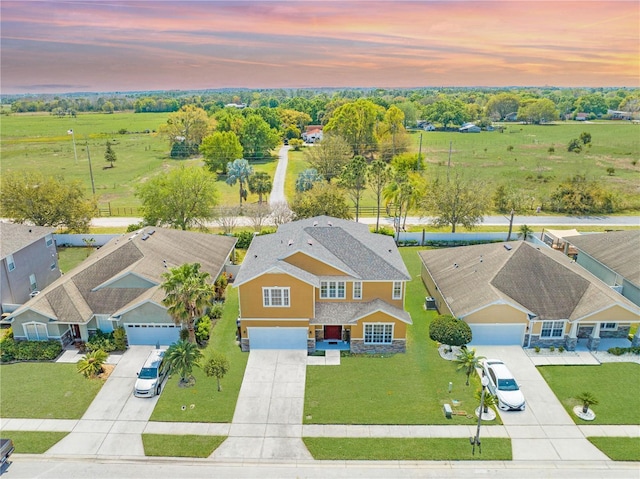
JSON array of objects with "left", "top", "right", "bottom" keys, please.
[{"left": 313, "top": 324, "right": 351, "bottom": 351}]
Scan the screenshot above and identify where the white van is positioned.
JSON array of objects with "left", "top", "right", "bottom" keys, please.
[{"left": 134, "top": 349, "right": 169, "bottom": 398}]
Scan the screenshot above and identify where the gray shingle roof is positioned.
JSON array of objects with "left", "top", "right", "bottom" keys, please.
[
  {"left": 0, "top": 222, "right": 54, "bottom": 258},
  {"left": 567, "top": 230, "right": 640, "bottom": 287},
  {"left": 313, "top": 298, "right": 412, "bottom": 325},
  {"left": 234, "top": 216, "right": 410, "bottom": 286},
  {"left": 10, "top": 228, "right": 236, "bottom": 323},
  {"left": 419, "top": 241, "right": 640, "bottom": 321}
]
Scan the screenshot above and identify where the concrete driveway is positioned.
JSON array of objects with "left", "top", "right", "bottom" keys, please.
[
  {"left": 473, "top": 346, "right": 608, "bottom": 461},
  {"left": 47, "top": 346, "right": 159, "bottom": 456},
  {"left": 212, "top": 349, "right": 312, "bottom": 460}
]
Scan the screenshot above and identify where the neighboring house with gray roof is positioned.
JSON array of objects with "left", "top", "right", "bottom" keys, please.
[
  {"left": 419, "top": 241, "right": 640, "bottom": 351},
  {"left": 234, "top": 216, "right": 412, "bottom": 353},
  {"left": 7, "top": 228, "right": 236, "bottom": 346},
  {"left": 565, "top": 230, "right": 640, "bottom": 308},
  {"left": 1, "top": 222, "right": 60, "bottom": 317}
]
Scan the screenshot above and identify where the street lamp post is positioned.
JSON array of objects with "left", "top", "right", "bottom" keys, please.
[
  {"left": 85, "top": 139, "right": 96, "bottom": 196},
  {"left": 470, "top": 375, "right": 490, "bottom": 455}
]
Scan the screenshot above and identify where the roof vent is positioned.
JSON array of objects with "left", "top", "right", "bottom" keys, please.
[
  {"left": 307, "top": 239, "right": 313, "bottom": 246},
  {"left": 162, "top": 260, "right": 168, "bottom": 268},
  {"left": 327, "top": 221, "right": 333, "bottom": 226},
  {"left": 504, "top": 244, "right": 512, "bottom": 251},
  {"left": 30, "top": 290, "right": 40, "bottom": 298},
  {"left": 313, "top": 221, "right": 318, "bottom": 226},
  {"left": 147, "top": 229, "right": 156, "bottom": 235},
  {"left": 288, "top": 239, "right": 293, "bottom": 246},
  {"left": 141, "top": 234, "right": 149, "bottom": 241}
]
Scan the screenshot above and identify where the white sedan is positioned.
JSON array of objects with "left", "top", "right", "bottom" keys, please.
[{"left": 481, "top": 359, "right": 526, "bottom": 411}]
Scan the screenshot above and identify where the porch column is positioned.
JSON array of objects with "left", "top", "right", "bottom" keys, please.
[
  {"left": 566, "top": 321, "right": 578, "bottom": 351},
  {"left": 587, "top": 322, "right": 601, "bottom": 351}
]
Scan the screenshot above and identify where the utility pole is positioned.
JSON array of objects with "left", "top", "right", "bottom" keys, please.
[
  {"left": 86, "top": 140, "right": 96, "bottom": 196},
  {"left": 417, "top": 133, "right": 423, "bottom": 170},
  {"left": 68, "top": 129, "right": 78, "bottom": 164},
  {"left": 447, "top": 140, "right": 452, "bottom": 181}
]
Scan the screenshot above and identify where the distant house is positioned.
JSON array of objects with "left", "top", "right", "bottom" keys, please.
[
  {"left": 302, "top": 125, "right": 323, "bottom": 143},
  {"left": 607, "top": 110, "right": 633, "bottom": 120},
  {"left": 416, "top": 121, "right": 436, "bottom": 131},
  {"left": 1, "top": 223, "right": 60, "bottom": 318},
  {"left": 575, "top": 113, "right": 588, "bottom": 121},
  {"left": 234, "top": 216, "right": 412, "bottom": 354},
  {"left": 419, "top": 241, "right": 640, "bottom": 351},
  {"left": 504, "top": 112, "right": 518, "bottom": 122},
  {"left": 565, "top": 230, "right": 640, "bottom": 309},
  {"left": 459, "top": 124, "right": 481, "bottom": 133},
  {"left": 6, "top": 228, "right": 236, "bottom": 345},
  {"left": 225, "top": 103, "right": 247, "bottom": 109}
]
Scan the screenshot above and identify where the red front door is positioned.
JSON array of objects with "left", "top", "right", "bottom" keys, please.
[
  {"left": 71, "top": 324, "right": 81, "bottom": 339},
  {"left": 324, "top": 326, "right": 342, "bottom": 341}
]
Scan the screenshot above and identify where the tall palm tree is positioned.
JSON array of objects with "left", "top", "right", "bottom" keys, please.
[
  {"left": 247, "top": 171, "right": 272, "bottom": 204},
  {"left": 165, "top": 339, "right": 203, "bottom": 385},
  {"left": 455, "top": 347, "right": 485, "bottom": 386},
  {"left": 226, "top": 159, "right": 253, "bottom": 207},
  {"left": 161, "top": 263, "right": 215, "bottom": 343},
  {"left": 518, "top": 224, "right": 534, "bottom": 241}
]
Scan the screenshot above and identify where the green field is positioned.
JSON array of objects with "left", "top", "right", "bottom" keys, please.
[{"left": 2, "top": 112, "right": 639, "bottom": 214}]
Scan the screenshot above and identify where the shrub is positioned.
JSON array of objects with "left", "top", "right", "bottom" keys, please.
[
  {"left": 607, "top": 346, "right": 640, "bottom": 356},
  {"left": 77, "top": 349, "right": 108, "bottom": 378},
  {"left": 580, "top": 131, "right": 592, "bottom": 145},
  {"left": 195, "top": 316, "right": 212, "bottom": 345},
  {"left": 233, "top": 230, "right": 255, "bottom": 249},
  {"left": 179, "top": 328, "right": 190, "bottom": 342},
  {"left": 558, "top": 345, "right": 565, "bottom": 353},
  {"left": 0, "top": 337, "right": 63, "bottom": 362},
  {"left": 208, "top": 302, "right": 225, "bottom": 319},
  {"left": 534, "top": 346, "right": 541, "bottom": 353},
  {"left": 86, "top": 329, "right": 116, "bottom": 353},
  {"left": 606, "top": 167, "right": 615, "bottom": 176},
  {"left": 549, "top": 345, "right": 555, "bottom": 352},
  {"left": 375, "top": 226, "right": 395, "bottom": 237},
  {"left": 568, "top": 138, "right": 582, "bottom": 153},
  {"left": 548, "top": 146, "right": 555, "bottom": 154},
  {"left": 507, "top": 145, "right": 514, "bottom": 152},
  {"left": 113, "top": 326, "right": 127, "bottom": 351},
  {"left": 429, "top": 314, "right": 472, "bottom": 349}
]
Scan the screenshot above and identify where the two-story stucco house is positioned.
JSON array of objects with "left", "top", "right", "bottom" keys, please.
[
  {"left": 233, "top": 216, "right": 412, "bottom": 354},
  {"left": 1, "top": 222, "right": 61, "bottom": 317}
]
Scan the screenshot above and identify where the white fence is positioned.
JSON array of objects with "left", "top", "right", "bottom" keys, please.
[{"left": 54, "top": 234, "right": 119, "bottom": 247}]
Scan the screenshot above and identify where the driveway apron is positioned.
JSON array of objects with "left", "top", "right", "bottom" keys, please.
[
  {"left": 46, "top": 346, "right": 157, "bottom": 457},
  {"left": 211, "top": 349, "right": 312, "bottom": 460},
  {"left": 473, "top": 346, "right": 609, "bottom": 461}
]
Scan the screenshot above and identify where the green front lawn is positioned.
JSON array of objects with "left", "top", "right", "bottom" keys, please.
[
  {"left": 304, "top": 247, "right": 497, "bottom": 425},
  {"left": 587, "top": 437, "right": 640, "bottom": 461},
  {"left": 142, "top": 434, "right": 226, "bottom": 457},
  {"left": 149, "top": 286, "right": 248, "bottom": 422},
  {"left": 2, "top": 431, "right": 69, "bottom": 454},
  {"left": 0, "top": 363, "right": 105, "bottom": 419},
  {"left": 303, "top": 437, "right": 512, "bottom": 461},
  {"left": 538, "top": 363, "right": 640, "bottom": 425}
]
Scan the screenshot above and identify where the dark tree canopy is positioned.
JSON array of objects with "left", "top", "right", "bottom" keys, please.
[{"left": 429, "top": 314, "right": 473, "bottom": 348}]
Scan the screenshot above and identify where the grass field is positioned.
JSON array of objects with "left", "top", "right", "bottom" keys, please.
[
  {"left": 2, "top": 112, "right": 639, "bottom": 214},
  {"left": 587, "top": 437, "right": 640, "bottom": 461},
  {"left": 0, "top": 363, "right": 105, "bottom": 419},
  {"left": 537, "top": 363, "right": 640, "bottom": 425},
  {"left": 1, "top": 431, "right": 69, "bottom": 454}
]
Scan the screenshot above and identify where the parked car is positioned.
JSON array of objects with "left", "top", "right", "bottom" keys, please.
[
  {"left": 134, "top": 349, "right": 169, "bottom": 398},
  {"left": 481, "top": 359, "right": 526, "bottom": 411},
  {"left": 0, "top": 438, "right": 14, "bottom": 466}
]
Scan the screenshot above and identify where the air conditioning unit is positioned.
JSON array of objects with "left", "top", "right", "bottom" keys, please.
[
  {"left": 29, "top": 291, "right": 40, "bottom": 298},
  {"left": 425, "top": 297, "right": 437, "bottom": 310}
]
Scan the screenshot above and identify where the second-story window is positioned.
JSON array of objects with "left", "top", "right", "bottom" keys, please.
[
  {"left": 6, "top": 254, "right": 15, "bottom": 272},
  {"left": 262, "top": 287, "right": 290, "bottom": 307},
  {"left": 353, "top": 281, "right": 362, "bottom": 300},
  {"left": 320, "top": 281, "right": 346, "bottom": 299},
  {"left": 392, "top": 281, "right": 403, "bottom": 300}
]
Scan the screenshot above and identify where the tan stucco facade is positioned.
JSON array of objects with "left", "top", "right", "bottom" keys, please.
[
  {"left": 239, "top": 319, "right": 311, "bottom": 340},
  {"left": 238, "top": 273, "right": 314, "bottom": 318},
  {"left": 350, "top": 311, "right": 408, "bottom": 340},
  {"left": 284, "top": 252, "right": 346, "bottom": 276},
  {"left": 464, "top": 303, "right": 529, "bottom": 324}
]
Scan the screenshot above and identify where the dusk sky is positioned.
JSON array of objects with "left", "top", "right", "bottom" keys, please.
[{"left": 1, "top": 1, "right": 638, "bottom": 94}]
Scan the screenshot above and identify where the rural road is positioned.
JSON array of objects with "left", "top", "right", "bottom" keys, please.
[
  {"left": 269, "top": 145, "right": 290, "bottom": 207},
  {"left": 89, "top": 215, "right": 640, "bottom": 229}
]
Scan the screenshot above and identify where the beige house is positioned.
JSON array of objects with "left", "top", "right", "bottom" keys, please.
[
  {"left": 7, "top": 228, "right": 236, "bottom": 346},
  {"left": 419, "top": 241, "right": 640, "bottom": 351},
  {"left": 234, "top": 216, "right": 412, "bottom": 353}
]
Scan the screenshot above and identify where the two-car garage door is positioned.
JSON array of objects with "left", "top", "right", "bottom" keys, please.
[
  {"left": 125, "top": 323, "right": 181, "bottom": 346},
  {"left": 247, "top": 327, "right": 308, "bottom": 350},
  {"left": 468, "top": 323, "right": 526, "bottom": 346}
]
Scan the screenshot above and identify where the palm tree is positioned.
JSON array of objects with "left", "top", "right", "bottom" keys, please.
[
  {"left": 455, "top": 348, "right": 485, "bottom": 386},
  {"left": 518, "top": 224, "right": 534, "bottom": 241},
  {"left": 474, "top": 387, "right": 497, "bottom": 414},
  {"left": 77, "top": 349, "right": 108, "bottom": 378},
  {"left": 161, "top": 263, "right": 215, "bottom": 343},
  {"left": 247, "top": 171, "right": 272, "bottom": 204},
  {"left": 295, "top": 168, "right": 324, "bottom": 193},
  {"left": 226, "top": 159, "right": 253, "bottom": 207},
  {"left": 575, "top": 391, "right": 599, "bottom": 414},
  {"left": 165, "top": 339, "right": 202, "bottom": 385}
]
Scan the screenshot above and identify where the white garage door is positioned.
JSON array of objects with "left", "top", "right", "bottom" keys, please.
[
  {"left": 469, "top": 323, "right": 526, "bottom": 346},
  {"left": 248, "top": 327, "right": 308, "bottom": 350},
  {"left": 125, "top": 323, "right": 180, "bottom": 346}
]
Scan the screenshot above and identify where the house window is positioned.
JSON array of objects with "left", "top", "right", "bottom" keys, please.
[
  {"left": 24, "top": 322, "right": 48, "bottom": 341},
  {"left": 392, "top": 281, "right": 403, "bottom": 300},
  {"left": 262, "top": 287, "right": 290, "bottom": 307},
  {"left": 50, "top": 262, "right": 57, "bottom": 271},
  {"left": 601, "top": 322, "right": 617, "bottom": 331},
  {"left": 540, "top": 321, "right": 565, "bottom": 338},
  {"left": 6, "top": 254, "right": 15, "bottom": 272},
  {"left": 353, "top": 281, "right": 362, "bottom": 300},
  {"left": 364, "top": 324, "right": 393, "bottom": 344},
  {"left": 320, "top": 281, "right": 346, "bottom": 299},
  {"left": 29, "top": 274, "right": 37, "bottom": 292},
  {"left": 45, "top": 234, "right": 53, "bottom": 247}
]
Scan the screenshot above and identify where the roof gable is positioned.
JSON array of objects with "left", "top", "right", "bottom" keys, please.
[{"left": 0, "top": 222, "right": 54, "bottom": 258}]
